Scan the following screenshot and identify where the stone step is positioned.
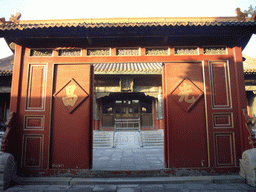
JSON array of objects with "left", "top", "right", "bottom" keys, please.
[
  {"left": 14, "top": 175, "right": 245, "bottom": 185},
  {"left": 115, "top": 129, "right": 140, "bottom": 131},
  {"left": 114, "top": 131, "right": 142, "bottom": 148},
  {"left": 93, "top": 130, "right": 164, "bottom": 148},
  {"left": 143, "top": 142, "right": 163, "bottom": 145},
  {"left": 93, "top": 140, "right": 112, "bottom": 142},
  {"left": 141, "top": 130, "right": 164, "bottom": 147},
  {"left": 93, "top": 138, "right": 113, "bottom": 140},
  {"left": 142, "top": 134, "right": 163, "bottom": 137},
  {"left": 93, "top": 145, "right": 112, "bottom": 148},
  {"left": 93, "top": 131, "right": 114, "bottom": 148}
]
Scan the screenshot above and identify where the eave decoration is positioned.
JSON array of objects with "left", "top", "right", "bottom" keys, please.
[
  {"left": 0, "top": 12, "right": 21, "bottom": 24},
  {"left": 236, "top": 7, "right": 256, "bottom": 21}
]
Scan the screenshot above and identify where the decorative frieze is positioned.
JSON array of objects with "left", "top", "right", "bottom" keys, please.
[
  {"left": 116, "top": 48, "right": 140, "bottom": 56},
  {"left": 203, "top": 47, "right": 227, "bottom": 55},
  {"left": 29, "top": 47, "right": 229, "bottom": 57},
  {"left": 58, "top": 49, "right": 81, "bottom": 56},
  {"left": 87, "top": 49, "right": 110, "bottom": 56},
  {"left": 174, "top": 47, "right": 198, "bottom": 55},
  {"left": 30, "top": 49, "right": 53, "bottom": 57},
  {"left": 145, "top": 48, "right": 169, "bottom": 56}
]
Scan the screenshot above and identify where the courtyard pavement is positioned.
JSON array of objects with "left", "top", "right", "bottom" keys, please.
[
  {"left": 92, "top": 147, "right": 165, "bottom": 170},
  {"left": 4, "top": 147, "right": 256, "bottom": 191},
  {"left": 4, "top": 182, "right": 256, "bottom": 191}
]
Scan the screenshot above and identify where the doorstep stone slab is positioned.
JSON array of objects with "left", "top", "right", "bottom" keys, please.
[
  {"left": 211, "top": 175, "right": 246, "bottom": 183},
  {"left": 70, "top": 178, "right": 108, "bottom": 185},
  {"left": 15, "top": 175, "right": 245, "bottom": 186},
  {"left": 15, "top": 177, "right": 72, "bottom": 185},
  {"left": 70, "top": 175, "right": 244, "bottom": 185},
  {"left": 93, "top": 184, "right": 116, "bottom": 192}
]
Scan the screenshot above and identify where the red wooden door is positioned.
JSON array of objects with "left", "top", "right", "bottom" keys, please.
[
  {"left": 50, "top": 64, "right": 93, "bottom": 169},
  {"left": 18, "top": 62, "right": 51, "bottom": 172},
  {"left": 18, "top": 62, "right": 93, "bottom": 173},
  {"left": 164, "top": 62, "right": 208, "bottom": 168},
  {"left": 164, "top": 61, "right": 241, "bottom": 170},
  {"left": 205, "top": 60, "right": 240, "bottom": 168}
]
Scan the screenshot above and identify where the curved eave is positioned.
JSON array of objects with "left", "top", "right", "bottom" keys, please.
[
  {"left": 1, "top": 21, "right": 256, "bottom": 31},
  {"left": 243, "top": 55, "right": 256, "bottom": 75},
  {"left": 0, "top": 16, "right": 256, "bottom": 30},
  {"left": 0, "top": 17, "right": 255, "bottom": 51},
  {"left": 0, "top": 71, "right": 12, "bottom": 76}
]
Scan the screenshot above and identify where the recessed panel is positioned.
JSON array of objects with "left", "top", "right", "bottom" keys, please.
[
  {"left": 26, "top": 64, "right": 47, "bottom": 110},
  {"left": 22, "top": 135, "right": 43, "bottom": 168},
  {"left": 214, "top": 133, "right": 235, "bottom": 166},
  {"left": 213, "top": 113, "right": 233, "bottom": 128},
  {"left": 24, "top": 115, "right": 44, "bottom": 130},
  {"left": 209, "top": 61, "right": 231, "bottom": 109}
]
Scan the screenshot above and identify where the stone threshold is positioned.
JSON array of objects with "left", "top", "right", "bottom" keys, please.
[{"left": 14, "top": 175, "right": 245, "bottom": 185}]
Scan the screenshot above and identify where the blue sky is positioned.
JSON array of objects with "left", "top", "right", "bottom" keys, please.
[{"left": 0, "top": 0, "right": 255, "bottom": 58}]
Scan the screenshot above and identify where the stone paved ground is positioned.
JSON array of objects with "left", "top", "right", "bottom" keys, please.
[
  {"left": 5, "top": 147, "right": 256, "bottom": 191},
  {"left": 93, "top": 147, "right": 165, "bottom": 170},
  {"left": 4, "top": 183, "right": 256, "bottom": 191}
]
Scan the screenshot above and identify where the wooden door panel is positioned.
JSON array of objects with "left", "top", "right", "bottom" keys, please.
[
  {"left": 20, "top": 63, "right": 48, "bottom": 171},
  {"left": 164, "top": 62, "right": 208, "bottom": 168},
  {"left": 102, "top": 114, "right": 114, "bottom": 127},
  {"left": 163, "top": 61, "right": 241, "bottom": 169},
  {"left": 141, "top": 114, "right": 153, "bottom": 127},
  {"left": 22, "top": 135, "right": 43, "bottom": 168},
  {"left": 25, "top": 65, "right": 47, "bottom": 110},
  {"left": 209, "top": 62, "right": 232, "bottom": 108},
  {"left": 207, "top": 61, "right": 238, "bottom": 167},
  {"left": 50, "top": 64, "right": 92, "bottom": 169},
  {"left": 214, "top": 133, "right": 236, "bottom": 166}
]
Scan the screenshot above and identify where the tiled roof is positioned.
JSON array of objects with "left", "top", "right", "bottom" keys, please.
[
  {"left": 243, "top": 55, "right": 256, "bottom": 74},
  {"left": 93, "top": 63, "right": 162, "bottom": 74},
  {"left": 0, "top": 55, "right": 13, "bottom": 76},
  {"left": 1, "top": 17, "right": 255, "bottom": 31}
]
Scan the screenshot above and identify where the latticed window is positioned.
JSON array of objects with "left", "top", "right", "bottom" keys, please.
[
  {"left": 203, "top": 47, "right": 227, "bottom": 55},
  {"left": 30, "top": 49, "right": 53, "bottom": 57},
  {"left": 58, "top": 49, "right": 81, "bottom": 56},
  {"left": 174, "top": 47, "right": 198, "bottom": 55},
  {"left": 116, "top": 48, "right": 140, "bottom": 56}
]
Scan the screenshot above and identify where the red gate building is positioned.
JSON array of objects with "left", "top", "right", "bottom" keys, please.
[{"left": 0, "top": 15, "right": 256, "bottom": 176}]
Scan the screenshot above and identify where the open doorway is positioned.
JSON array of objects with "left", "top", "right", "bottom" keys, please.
[{"left": 92, "top": 74, "right": 164, "bottom": 170}]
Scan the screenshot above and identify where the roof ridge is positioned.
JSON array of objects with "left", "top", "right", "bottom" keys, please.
[{"left": 9, "top": 16, "right": 240, "bottom": 24}]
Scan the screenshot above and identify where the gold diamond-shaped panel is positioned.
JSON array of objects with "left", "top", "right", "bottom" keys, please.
[
  {"left": 171, "top": 78, "right": 203, "bottom": 112},
  {"left": 54, "top": 78, "right": 89, "bottom": 114}
]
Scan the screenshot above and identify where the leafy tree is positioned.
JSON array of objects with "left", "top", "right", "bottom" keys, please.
[{"left": 244, "top": 5, "right": 256, "bottom": 18}]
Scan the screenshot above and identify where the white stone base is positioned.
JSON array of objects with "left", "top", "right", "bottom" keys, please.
[
  {"left": 240, "top": 148, "right": 256, "bottom": 187},
  {"left": 0, "top": 152, "right": 17, "bottom": 190}
]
